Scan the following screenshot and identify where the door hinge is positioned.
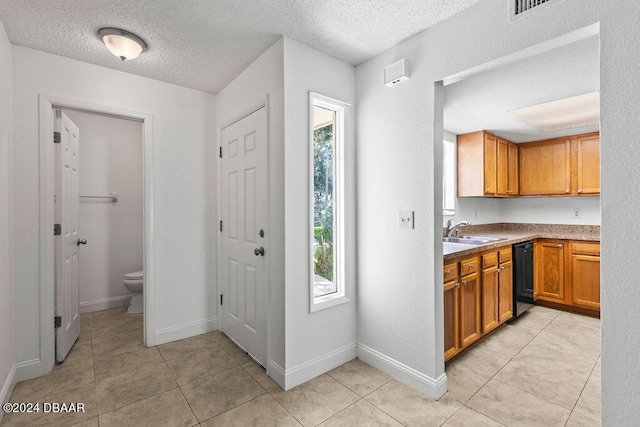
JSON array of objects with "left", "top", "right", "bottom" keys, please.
[
  {"left": 54, "top": 316, "right": 61, "bottom": 328},
  {"left": 53, "top": 131, "right": 61, "bottom": 144},
  {"left": 54, "top": 224, "right": 61, "bottom": 236},
  {"left": 220, "top": 220, "right": 223, "bottom": 232},
  {"left": 220, "top": 294, "right": 223, "bottom": 305},
  {"left": 219, "top": 147, "right": 222, "bottom": 158}
]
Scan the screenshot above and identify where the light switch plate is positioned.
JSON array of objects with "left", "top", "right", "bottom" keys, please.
[{"left": 399, "top": 210, "right": 414, "bottom": 229}]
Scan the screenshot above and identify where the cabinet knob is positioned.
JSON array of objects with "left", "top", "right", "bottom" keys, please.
[
  {"left": 557, "top": 244, "right": 563, "bottom": 248},
  {"left": 485, "top": 189, "right": 491, "bottom": 193},
  {"left": 578, "top": 189, "right": 583, "bottom": 194},
  {"left": 469, "top": 264, "right": 474, "bottom": 268},
  {"left": 445, "top": 269, "right": 450, "bottom": 275},
  {"left": 455, "top": 282, "right": 460, "bottom": 288},
  {"left": 565, "top": 189, "right": 570, "bottom": 193},
  {"left": 461, "top": 279, "right": 467, "bottom": 286}
]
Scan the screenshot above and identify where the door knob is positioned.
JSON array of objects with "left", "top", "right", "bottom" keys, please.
[
  {"left": 254, "top": 247, "right": 265, "bottom": 256},
  {"left": 77, "top": 239, "right": 87, "bottom": 246}
]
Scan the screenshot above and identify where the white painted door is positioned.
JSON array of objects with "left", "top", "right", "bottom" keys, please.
[
  {"left": 221, "top": 107, "right": 268, "bottom": 366},
  {"left": 54, "top": 110, "right": 81, "bottom": 362}
]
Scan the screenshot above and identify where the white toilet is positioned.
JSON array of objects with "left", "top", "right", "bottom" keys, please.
[{"left": 123, "top": 270, "right": 144, "bottom": 314}]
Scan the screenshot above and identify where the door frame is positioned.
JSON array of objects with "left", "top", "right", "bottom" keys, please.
[
  {"left": 217, "top": 95, "right": 271, "bottom": 367},
  {"left": 37, "top": 94, "right": 154, "bottom": 373}
]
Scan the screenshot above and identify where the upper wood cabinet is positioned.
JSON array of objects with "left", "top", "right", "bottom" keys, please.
[
  {"left": 457, "top": 131, "right": 518, "bottom": 197},
  {"left": 519, "top": 138, "right": 571, "bottom": 196},
  {"left": 519, "top": 132, "right": 600, "bottom": 197},
  {"left": 575, "top": 133, "right": 600, "bottom": 195}
]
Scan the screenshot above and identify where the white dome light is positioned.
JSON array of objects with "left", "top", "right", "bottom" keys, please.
[{"left": 97, "top": 28, "right": 147, "bottom": 61}]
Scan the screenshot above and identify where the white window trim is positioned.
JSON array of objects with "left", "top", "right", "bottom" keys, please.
[
  {"left": 443, "top": 134, "right": 456, "bottom": 216},
  {"left": 309, "top": 92, "right": 349, "bottom": 313}
]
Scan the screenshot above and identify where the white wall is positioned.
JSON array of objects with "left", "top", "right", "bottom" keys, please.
[
  {"left": 216, "top": 39, "right": 286, "bottom": 386},
  {"left": 282, "top": 38, "right": 357, "bottom": 388},
  {"left": 454, "top": 196, "right": 601, "bottom": 226},
  {"left": 12, "top": 46, "right": 216, "bottom": 381},
  {"left": 0, "top": 18, "right": 15, "bottom": 416},
  {"left": 356, "top": 0, "right": 639, "bottom": 422},
  {"left": 62, "top": 109, "right": 143, "bottom": 313}
]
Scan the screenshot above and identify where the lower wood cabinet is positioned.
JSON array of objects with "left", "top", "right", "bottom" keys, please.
[
  {"left": 535, "top": 240, "right": 567, "bottom": 303},
  {"left": 571, "top": 243, "right": 600, "bottom": 310},
  {"left": 444, "top": 248, "right": 512, "bottom": 363},
  {"left": 534, "top": 239, "right": 600, "bottom": 314}
]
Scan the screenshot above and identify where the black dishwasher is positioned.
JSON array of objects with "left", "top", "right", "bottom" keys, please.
[{"left": 511, "top": 241, "right": 534, "bottom": 320}]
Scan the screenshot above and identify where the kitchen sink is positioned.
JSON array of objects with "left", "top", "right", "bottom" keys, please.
[{"left": 443, "top": 236, "right": 506, "bottom": 245}]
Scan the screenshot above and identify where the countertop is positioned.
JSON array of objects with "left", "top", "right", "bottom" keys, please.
[{"left": 442, "top": 223, "right": 600, "bottom": 261}]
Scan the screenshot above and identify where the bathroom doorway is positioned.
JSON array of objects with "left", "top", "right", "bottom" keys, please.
[{"left": 38, "top": 95, "right": 154, "bottom": 372}]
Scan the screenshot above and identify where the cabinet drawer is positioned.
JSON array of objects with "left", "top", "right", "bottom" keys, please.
[
  {"left": 444, "top": 262, "right": 458, "bottom": 281},
  {"left": 460, "top": 257, "right": 479, "bottom": 275},
  {"left": 482, "top": 253, "right": 498, "bottom": 269},
  {"left": 499, "top": 248, "right": 512, "bottom": 263},
  {"left": 572, "top": 242, "right": 600, "bottom": 256}
]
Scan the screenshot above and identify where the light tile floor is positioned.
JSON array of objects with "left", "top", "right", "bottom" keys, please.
[{"left": 1, "top": 305, "right": 600, "bottom": 426}]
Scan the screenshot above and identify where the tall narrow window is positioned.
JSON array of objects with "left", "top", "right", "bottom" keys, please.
[
  {"left": 310, "top": 93, "right": 347, "bottom": 311},
  {"left": 443, "top": 135, "right": 456, "bottom": 215}
]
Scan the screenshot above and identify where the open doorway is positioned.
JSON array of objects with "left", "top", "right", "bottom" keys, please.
[
  {"left": 437, "top": 29, "right": 601, "bottom": 421},
  {"left": 38, "top": 95, "right": 155, "bottom": 372}
]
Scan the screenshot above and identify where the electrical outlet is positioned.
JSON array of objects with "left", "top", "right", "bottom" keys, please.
[
  {"left": 398, "top": 210, "right": 414, "bottom": 229},
  {"left": 572, "top": 208, "right": 581, "bottom": 219}
]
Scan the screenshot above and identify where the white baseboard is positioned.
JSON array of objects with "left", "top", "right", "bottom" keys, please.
[
  {"left": 0, "top": 365, "right": 16, "bottom": 422},
  {"left": 79, "top": 295, "right": 131, "bottom": 314},
  {"left": 153, "top": 316, "right": 218, "bottom": 346},
  {"left": 283, "top": 343, "right": 357, "bottom": 390},
  {"left": 13, "top": 357, "right": 53, "bottom": 383},
  {"left": 267, "top": 360, "right": 286, "bottom": 390},
  {"left": 357, "top": 343, "right": 447, "bottom": 400}
]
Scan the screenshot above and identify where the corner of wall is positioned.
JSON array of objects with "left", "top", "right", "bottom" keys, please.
[{"left": 357, "top": 344, "right": 447, "bottom": 399}]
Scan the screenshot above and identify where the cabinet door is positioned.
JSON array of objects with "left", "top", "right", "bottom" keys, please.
[
  {"left": 535, "top": 241, "right": 567, "bottom": 302},
  {"left": 484, "top": 133, "right": 497, "bottom": 196},
  {"left": 444, "top": 279, "right": 460, "bottom": 362},
  {"left": 459, "top": 272, "right": 482, "bottom": 348},
  {"left": 482, "top": 266, "right": 500, "bottom": 333},
  {"left": 519, "top": 139, "right": 571, "bottom": 195},
  {"left": 576, "top": 133, "right": 600, "bottom": 196},
  {"left": 496, "top": 137, "right": 509, "bottom": 197},
  {"left": 507, "top": 142, "right": 519, "bottom": 196},
  {"left": 498, "top": 260, "right": 513, "bottom": 323},
  {"left": 572, "top": 254, "right": 600, "bottom": 310}
]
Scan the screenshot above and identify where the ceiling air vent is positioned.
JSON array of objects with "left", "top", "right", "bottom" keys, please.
[{"left": 511, "top": 0, "right": 563, "bottom": 19}]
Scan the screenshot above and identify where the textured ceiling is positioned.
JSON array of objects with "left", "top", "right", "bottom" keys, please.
[
  {"left": 444, "top": 35, "right": 600, "bottom": 142},
  {"left": 0, "top": 0, "right": 480, "bottom": 94}
]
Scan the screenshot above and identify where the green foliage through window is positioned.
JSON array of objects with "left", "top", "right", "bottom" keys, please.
[{"left": 313, "top": 123, "right": 334, "bottom": 283}]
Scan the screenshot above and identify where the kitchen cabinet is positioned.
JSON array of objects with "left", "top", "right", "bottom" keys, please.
[
  {"left": 481, "top": 249, "right": 513, "bottom": 334},
  {"left": 459, "top": 256, "right": 482, "bottom": 348},
  {"left": 534, "top": 239, "right": 600, "bottom": 315},
  {"left": 443, "top": 255, "right": 481, "bottom": 362},
  {"left": 481, "top": 252, "right": 500, "bottom": 334},
  {"left": 498, "top": 248, "right": 513, "bottom": 323},
  {"left": 519, "top": 132, "right": 600, "bottom": 197},
  {"left": 571, "top": 242, "right": 600, "bottom": 310},
  {"left": 457, "top": 131, "right": 518, "bottom": 198},
  {"left": 519, "top": 138, "right": 571, "bottom": 196},
  {"left": 575, "top": 133, "right": 600, "bottom": 195},
  {"left": 443, "top": 262, "right": 460, "bottom": 361},
  {"left": 534, "top": 240, "right": 567, "bottom": 303},
  {"left": 444, "top": 246, "right": 513, "bottom": 362}
]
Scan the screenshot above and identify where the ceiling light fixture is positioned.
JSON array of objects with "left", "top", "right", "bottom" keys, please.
[
  {"left": 97, "top": 27, "right": 147, "bottom": 61},
  {"left": 510, "top": 92, "right": 600, "bottom": 132}
]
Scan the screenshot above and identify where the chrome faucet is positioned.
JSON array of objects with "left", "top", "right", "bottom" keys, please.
[{"left": 446, "top": 219, "right": 471, "bottom": 237}]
